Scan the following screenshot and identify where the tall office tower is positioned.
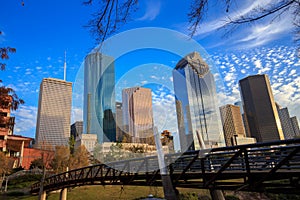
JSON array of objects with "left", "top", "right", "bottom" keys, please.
[
  {"left": 173, "top": 52, "right": 224, "bottom": 151},
  {"left": 115, "top": 102, "right": 128, "bottom": 142},
  {"left": 83, "top": 52, "right": 116, "bottom": 144},
  {"left": 276, "top": 104, "right": 296, "bottom": 139},
  {"left": 122, "top": 87, "right": 154, "bottom": 144},
  {"left": 219, "top": 104, "right": 246, "bottom": 146},
  {"left": 239, "top": 74, "right": 284, "bottom": 142},
  {"left": 70, "top": 121, "right": 83, "bottom": 140},
  {"left": 291, "top": 116, "right": 300, "bottom": 137},
  {"left": 35, "top": 78, "right": 72, "bottom": 149},
  {"left": 234, "top": 101, "right": 251, "bottom": 137}
]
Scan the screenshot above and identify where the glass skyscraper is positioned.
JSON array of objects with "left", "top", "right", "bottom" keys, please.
[
  {"left": 122, "top": 87, "right": 154, "bottom": 144},
  {"left": 173, "top": 52, "right": 224, "bottom": 151},
  {"left": 83, "top": 52, "right": 116, "bottom": 143}
]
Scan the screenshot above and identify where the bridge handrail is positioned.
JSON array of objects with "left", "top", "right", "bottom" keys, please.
[{"left": 31, "top": 138, "right": 300, "bottom": 193}]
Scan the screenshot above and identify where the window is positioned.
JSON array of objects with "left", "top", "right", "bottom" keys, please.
[{"left": 0, "top": 112, "right": 7, "bottom": 117}]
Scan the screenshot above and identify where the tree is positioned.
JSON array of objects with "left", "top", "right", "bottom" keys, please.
[
  {"left": 50, "top": 146, "right": 70, "bottom": 173},
  {"left": 0, "top": 152, "right": 10, "bottom": 189},
  {"left": 0, "top": 32, "right": 24, "bottom": 115},
  {"left": 69, "top": 135, "right": 76, "bottom": 154},
  {"left": 84, "top": 0, "right": 300, "bottom": 47},
  {"left": 30, "top": 158, "right": 44, "bottom": 170},
  {"left": 69, "top": 145, "right": 90, "bottom": 170}
]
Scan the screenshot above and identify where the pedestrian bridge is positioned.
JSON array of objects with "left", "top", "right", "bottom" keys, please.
[{"left": 31, "top": 139, "right": 300, "bottom": 198}]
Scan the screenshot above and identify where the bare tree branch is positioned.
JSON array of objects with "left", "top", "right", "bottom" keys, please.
[
  {"left": 85, "top": 0, "right": 138, "bottom": 44},
  {"left": 229, "top": 0, "right": 296, "bottom": 24},
  {"left": 0, "top": 47, "right": 16, "bottom": 71},
  {"left": 188, "top": 0, "right": 209, "bottom": 37},
  {"left": 85, "top": 0, "right": 300, "bottom": 51}
]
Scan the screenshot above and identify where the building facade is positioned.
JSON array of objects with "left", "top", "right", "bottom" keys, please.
[
  {"left": 70, "top": 121, "right": 83, "bottom": 140},
  {"left": 35, "top": 78, "right": 72, "bottom": 149},
  {"left": 219, "top": 104, "right": 246, "bottom": 146},
  {"left": 122, "top": 87, "right": 154, "bottom": 144},
  {"left": 239, "top": 74, "right": 284, "bottom": 142},
  {"left": 291, "top": 116, "right": 300, "bottom": 137},
  {"left": 0, "top": 98, "right": 15, "bottom": 152},
  {"left": 173, "top": 52, "right": 224, "bottom": 151},
  {"left": 75, "top": 133, "right": 98, "bottom": 153},
  {"left": 234, "top": 101, "right": 251, "bottom": 137},
  {"left": 83, "top": 52, "right": 116, "bottom": 143},
  {"left": 276, "top": 106, "right": 295, "bottom": 139}
]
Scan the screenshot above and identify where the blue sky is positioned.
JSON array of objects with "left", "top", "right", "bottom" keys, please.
[{"left": 0, "top": 1, "right": 299, "bottom": 148}]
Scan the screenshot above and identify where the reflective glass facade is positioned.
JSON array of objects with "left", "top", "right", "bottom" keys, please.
[
  {"left": 122, "top": 87, "right": 154, "bottom": 144},
  {"left": 173, "top": 52, "right": 224, "bottom": 151},
  {"left": 83, "top": 52, "right": 116, "bottom": 143}
]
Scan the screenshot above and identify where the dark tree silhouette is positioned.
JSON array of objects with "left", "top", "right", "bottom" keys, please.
[
  {"left": 84, "top": 0, "right": 300, "bottom": 47},
  {"left": 84, "top": 0, "right": 138, "bottom": 43}
]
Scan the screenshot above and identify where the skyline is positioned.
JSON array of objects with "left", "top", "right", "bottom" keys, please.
[{"left": 0, "top": 1, "right": 299, "bottom": 144}]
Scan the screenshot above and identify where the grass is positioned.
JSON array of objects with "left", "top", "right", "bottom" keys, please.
[{"left": 1, "top": 185, "right": 211, "bottom": 200}]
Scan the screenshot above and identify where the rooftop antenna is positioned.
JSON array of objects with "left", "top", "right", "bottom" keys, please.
[{"left": 64, "top": 51, "right": 67, "bottom": 81}]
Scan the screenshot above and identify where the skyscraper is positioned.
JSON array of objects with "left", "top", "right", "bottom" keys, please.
[
  {"left": 291, "top": 116, "right": 300, "bottom": 137},
  {"left": 115, "top": 102, "right": 128, "bottom": 142},
  {"left": 70, "top": 121, "right": 83, "bottom": 140},
  {"left": 122, "top": 87, "right": 154, "bottom": 144},
  {"left": 83, "top": 52, "right": 116, "bottom": 143},
  {"left": 239, "top": 74, "right": 284, "bottom": 142},
  {"left": 234, "top": 101, "right": 251, "bottom": 137},
  {"left": 35, "top": 78, "right": 72, "bottom": 149},
  {"left": 276, "top": 105, "right": 295, "bottom": 139},
  {"left": 219, "top": 104, "right": 246, "bottom": 146},
  {"left": 173, "top": 52, "right": 224, "bottom": 151}
]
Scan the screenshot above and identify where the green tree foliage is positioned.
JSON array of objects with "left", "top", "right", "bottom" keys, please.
[
  {"left": 69, "top": 135, "right": 76, "bottom": 154},
  {"left": 105, "top": 142, "right": 124, "bottom": 162},
  {"left": 30, "top": 158, "right": 44, "bottom": 169}
]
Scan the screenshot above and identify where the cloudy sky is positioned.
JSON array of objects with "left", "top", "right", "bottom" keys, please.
[{"left": 0, "top": 0, "right": 299, "bottom": 150}]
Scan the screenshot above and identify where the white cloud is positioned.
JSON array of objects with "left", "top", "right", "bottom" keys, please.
[
  {"left": 71, "top": 107, "right": 83, "bottom": 124},
  {"left": 137, "top": 0, "right": 161, "bottom": 21},
  {"left": 12, "top": 106, "right": 37, "bottom": 138},
  {"left": 193, "top": 0, "right": 273, "bottom": 36},
  {"left": 191, "top": 0, "right": 294, "bottom": 49},
  {"left": 224, "top": 72, "right": 236, "bottom": 82},
  {"left": 152, "top": 89, "right": 178, "bottom": 134}
]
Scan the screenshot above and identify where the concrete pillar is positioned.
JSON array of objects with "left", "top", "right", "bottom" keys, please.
[
  {"left": 60, "top": 188, "right": 68, "bottom": 200},
  {"left": 210, "top": 189, "right": 225, "bottom": 200},
  {"left": 39, "top": 191, "right": 46, "bottom": 200},
  {"left": 154, "top": 129, "right": 178, "bottom": 200},
  {"left": 161, "top": 175, "right": 178, "bottom": 200},
  {"left": 19, "top": 141, "right": 24, "bottom": 167}
]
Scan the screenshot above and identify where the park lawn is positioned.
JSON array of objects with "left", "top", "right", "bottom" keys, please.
[{"left": 2, "top": 185, "right": 209, "bottom": 200}]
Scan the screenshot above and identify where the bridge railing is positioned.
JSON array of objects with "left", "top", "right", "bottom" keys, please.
[{"left": 31, "top": 138, "right": 300, "bottom": 193}]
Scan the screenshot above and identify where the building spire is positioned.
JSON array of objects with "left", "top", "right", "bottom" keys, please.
[{"left": 64, "top": 51, "right": 67, "bottom": 81}]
